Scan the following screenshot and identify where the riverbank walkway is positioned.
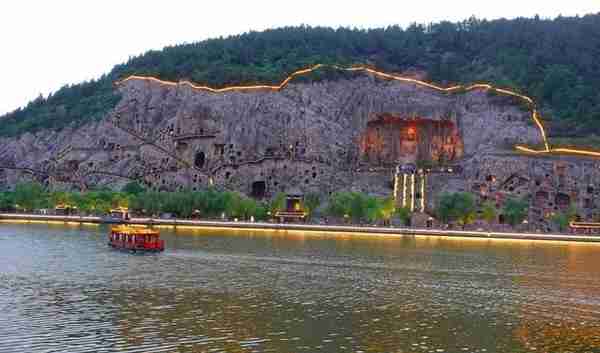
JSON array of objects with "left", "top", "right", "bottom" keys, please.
[{"left": 1, "top": 213, "right": 599, "bottom": 243}]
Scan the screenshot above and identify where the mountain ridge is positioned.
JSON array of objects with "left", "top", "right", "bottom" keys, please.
[{"left": 2, "top": 14, "right": 600, "bottom": 139}]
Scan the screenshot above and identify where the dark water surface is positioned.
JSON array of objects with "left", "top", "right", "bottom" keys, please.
[{"left": 1, "top": 223, "right": 600, "bottom": 353}]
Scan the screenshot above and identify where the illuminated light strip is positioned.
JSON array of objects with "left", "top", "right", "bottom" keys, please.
[
  {"left": 550, "top": 148, "right": 600, "bottom": 157},
  {"left": 532, "top": 110, "right": 550, "bottom": 152},
  {"left": 569, "top": 221, "right": 600, "bottom": 229},
  {"left": 516, "top": 145, "right": 600, "bottom": 157},
  {"left": 393, "top": 172, "right": 399, "bottom": 205},
  {"left": 515, "top": 145, "right": 546, "bottom": 154},
  {"left": 402, "top": 174, "right": 407, "bottom": 208},
  {"left": 410, "top": 174, "right": 415, "bottom": 212},
  {"left": 420, "top": 176, "right": 425, "bottom": 213},
  {"left": 116, "top": 64, "right": 600, "bottom": 158},
  {"left": 2, "top": 215, "right": 599, "bottom": 243}
]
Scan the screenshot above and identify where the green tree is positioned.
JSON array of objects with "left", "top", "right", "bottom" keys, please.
[
  {"left": 253, "top": 204, "right": 269, "bottom": 221},
  {"left": 551, "top": 204, "right": 578, "bottom": 232},
  {"left": 303, "top": 192, "right": 321, "bottom": 220},
  {"left": 268, "top": 192, "right": 286, "bottom": 217},
  {"left": 437, "top": 192, "right": 476, "bottom": 227},
  {"left": 502, "top": 198, "right": 529, "bottom": 226},
  {"left": 348, "top": 193, "right": 368, "bottom": 222},
  {"left": 122, "top": 181, "right": 145, "bottom": 195},
  {"left": 454, "top": 193, "right": 476, "bottom": 227},
  {"left": 49, "top": 191, "right": 73, "bottom": 208},
  {"left": 551, "top": 213, "right": 570, "bottom": 232},
  {"left": 326, "top": 192, "right": 353, "bottom": 218},
  {"left": 111, "top": 193, "right": 130, "bottom": 209},
  {"left": 363, "top": 196, "right": 383, "bottom": 224},
  {"left": 481, "top": 201, "right": 498, "bottom": 227},
  {"left": 225, "top": 192, "right": 258, "bottom": 220},
  {"left": 327, "top": 192, "right": 389, "bottom": 224},
  {"left": 14, "top": 182, "right": 46, "bottom": 211},
  {"left": 0, "top": 192, "right": 15, "bottom": 211},
  {"left": 131, "top": 192, "right": 164, "bottom": 216},
  {"left": 379, "top": 197, "right": 396, "bottom": 225},
  {"left": 396, "top": 207, "right": 412, "bottom": 226}
]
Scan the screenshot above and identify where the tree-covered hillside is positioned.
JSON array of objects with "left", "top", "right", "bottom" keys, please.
[{"left": 2, "top": 14, "right": 600, "bottom": 138}]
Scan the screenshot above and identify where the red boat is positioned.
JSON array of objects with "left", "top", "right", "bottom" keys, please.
[{"left": 108, "top": 226, "right": 165, "bottom": 252}]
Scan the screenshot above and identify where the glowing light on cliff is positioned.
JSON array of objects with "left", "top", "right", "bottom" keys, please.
[
  {"left": 410, "top": 174, "right": 416, "bottom": 212},
  {"left": 550, "top": 148, "right": 600, "bottom": 157},
  {"left": 115, "top": 64, "right": 600, "bottom": 158},
  {"left": 393, "top": 171, "right": 399, "bottom": 206},
  {"left": 516, "top": 145, "right": 600, "bottom": 157},
  {"left": 532, "top": 110, "right": 550, "bottom": 152},
  {"left": 570, "top": 221, "right": 600, "bottom": 229},
  {"left": 420, "top": 176, "right": 426, "bottom": 213},
  {"left": 402, "top": 174, "right": 407, "bottom": 208}
]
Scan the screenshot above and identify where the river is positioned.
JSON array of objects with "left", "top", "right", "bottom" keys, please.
[{"left": 1, "top": 223, "right": 599, "bottom": 352}]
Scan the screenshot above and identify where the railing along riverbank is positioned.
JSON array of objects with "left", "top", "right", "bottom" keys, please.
[{"left": 1, "top": 213, "right": 600, "bottom": 243}]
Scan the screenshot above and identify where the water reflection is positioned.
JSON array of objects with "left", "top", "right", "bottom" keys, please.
[{"left": 1, "top": 224, "right": 599, "bottom": 352}]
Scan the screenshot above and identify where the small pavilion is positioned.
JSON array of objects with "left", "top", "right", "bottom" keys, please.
[
  {"left": 55, "top": 203, "right": 76, "bottom": 216},
  {"left": 275, "top": 188, "right": 307, "bottom": 223},
  {"left": 109, "top": 207, "right": 130, "bottom": 221}
]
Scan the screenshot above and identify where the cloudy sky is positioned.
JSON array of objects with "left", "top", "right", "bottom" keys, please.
[{"left": 1, "top": 0, "right": 597, "bottom": 115}]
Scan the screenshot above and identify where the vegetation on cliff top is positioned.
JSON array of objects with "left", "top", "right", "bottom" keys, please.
[{"left": 2, "top": 14, "right": 600, "bottom": 138}]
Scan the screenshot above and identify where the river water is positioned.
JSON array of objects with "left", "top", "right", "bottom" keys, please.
[{"left": 1, "top": 223, "right": 599, "bottom": 353}]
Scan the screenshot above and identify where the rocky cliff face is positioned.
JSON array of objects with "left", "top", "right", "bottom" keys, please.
[
  {"left": 3, "top": 72, "right": 598, "bottom": 229},
  {"left": 0, "top": 73, "right": 540, "bottom": 189}
]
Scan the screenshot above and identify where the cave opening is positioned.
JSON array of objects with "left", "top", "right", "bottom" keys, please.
[
  {"left": 176, "top": 142, "right": 188, "bottom": 152},
  {"left": 265, "top": 147, "right": 276, "bottom": 156},
  {"left": 251, "top": 181, "right": 267, "bottom": 199},
  {"left": 194, "top": 151, "right": 206, "bottom": 168}
]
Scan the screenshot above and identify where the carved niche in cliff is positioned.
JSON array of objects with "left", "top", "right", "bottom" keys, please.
[
  {"left": 172, "top": 106, "right": 220, "bottom": 142},
  {"left": 359, "top": 113, "right": 464, "bottom": 166}
]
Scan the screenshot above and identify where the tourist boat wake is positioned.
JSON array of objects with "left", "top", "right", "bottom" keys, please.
[{"left": 108, "top": 225, "right": 165, "bottom": 252}]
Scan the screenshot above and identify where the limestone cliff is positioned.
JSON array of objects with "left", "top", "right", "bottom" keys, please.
[{"left": 0, "top": 73, "right": 539, "bottom": 189}]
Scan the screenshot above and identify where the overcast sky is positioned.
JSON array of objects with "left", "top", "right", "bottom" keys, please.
[{"left": 1, "top": 0, "right": 598, "bottom": 115}]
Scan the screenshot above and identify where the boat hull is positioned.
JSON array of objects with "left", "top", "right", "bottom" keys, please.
[{"left": 108, "top": 241, "right": 164, "bottom": 252}]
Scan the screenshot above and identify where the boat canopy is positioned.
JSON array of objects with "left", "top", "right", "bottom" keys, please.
[{"left": 110, "top": 226, "right": 159, "bottom": 236}]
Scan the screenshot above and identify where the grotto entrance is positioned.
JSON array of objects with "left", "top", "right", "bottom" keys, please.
[
  {"left": 251, "top": 181, "right": 267, "bottom": 199},
  {"left": 360, "top": 113, "right": 463, "bottom": 166},
  {"left": 194, "top": 151, "right": 206, "bottom": 169}
]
